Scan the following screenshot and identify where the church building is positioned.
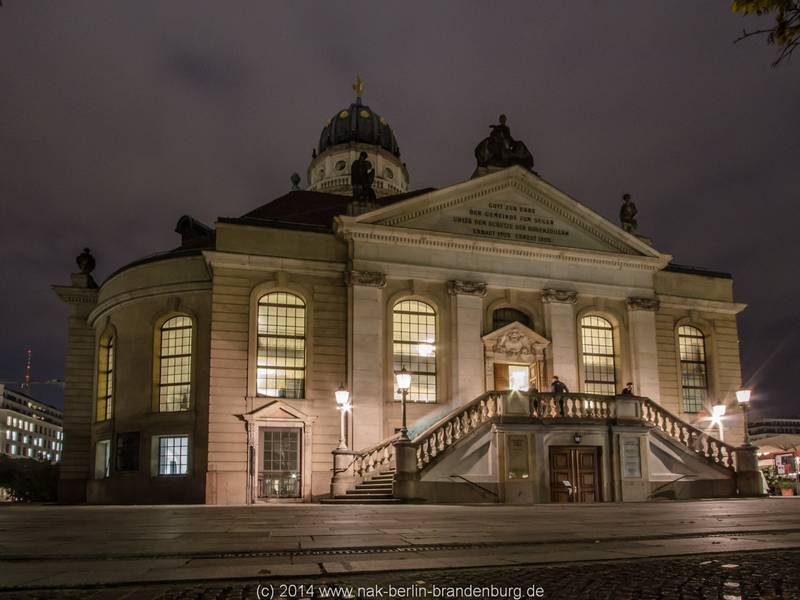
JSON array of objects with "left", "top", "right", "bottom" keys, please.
[{"left": 53, "top": 80, "right": 759, "bottom": 505}]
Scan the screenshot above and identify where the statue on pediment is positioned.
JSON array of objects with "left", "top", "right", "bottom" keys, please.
[
  {"left": 620, "top": 193, "right": 638, "bottom": 234},
  {"left": 474, "top": 114, "right": 534, "bottom": 171}
]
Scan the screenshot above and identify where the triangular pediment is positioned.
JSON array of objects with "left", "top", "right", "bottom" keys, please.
[
  {"left": 483, "top": 321, "right": 550, "bottom": 349},
  {"left": 352, "top": 166, "right": 661, "bottom": 258},
  {"left": 244, "top": 399, "right": 316, "bottom": 424}
]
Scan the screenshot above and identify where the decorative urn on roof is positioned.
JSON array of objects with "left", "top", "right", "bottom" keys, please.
[{"left": 306, "top": 77, "right": 409, "bottom": 198}]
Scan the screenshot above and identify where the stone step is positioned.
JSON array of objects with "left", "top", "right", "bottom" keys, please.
[
  {"left": 357, "top": 480, "right": 394, "bottom": 488},
  {"left": 346, "top": 489, "right": 394, "bottom": 496},
  {"left": 320, "top": 497, "right": 404, "bottom": 504}
]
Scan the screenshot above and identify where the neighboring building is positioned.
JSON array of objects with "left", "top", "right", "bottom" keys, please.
[
  {"left": 0, "top": 384, "right": 63, "bottom": 463},
  {"left": 53, "top": 82, "right": 752, "bottom": 505},
  {"left": 750, "top": 418, "right": 800, "bottom": 440}
]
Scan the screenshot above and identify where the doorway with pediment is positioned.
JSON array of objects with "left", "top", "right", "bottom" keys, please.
[{"left": 483, "top": 321, "right": 550, "bottom": 392}]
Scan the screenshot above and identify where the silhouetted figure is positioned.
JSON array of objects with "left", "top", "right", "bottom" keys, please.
[
  {"left": 620, "top": 193, "right": 638, "bottom": 234},
  {"left": 620, "top": 382, "right": 634, "bottom": 395}
]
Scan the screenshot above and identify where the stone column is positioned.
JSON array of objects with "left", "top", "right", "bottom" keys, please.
[
  {"left": 347, "top": 271, "right": 386, "bottom": 450},
  {"left": 734, "top": 445, "right": 766, "bottom": 497},
  {"left": 448, "top": 280, "right": 486, "bottom": 407},
  {"left": 626, "top": 297, "right": 661, "bottom": 402},
  {"left": 541, "top": 289, "right": 578, "bottom": 390},
  {"left": 52, "top": 269, "right": 99, "bottom": 503}
]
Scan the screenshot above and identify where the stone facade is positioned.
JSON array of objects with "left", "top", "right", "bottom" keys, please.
[{"left": 54, "top": 131, "right": 749, "bottom": 505}]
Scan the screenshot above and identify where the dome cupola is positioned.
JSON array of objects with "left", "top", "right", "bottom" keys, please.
[{"left": 307, "top": 77, "right": 409, "bottom": 197}]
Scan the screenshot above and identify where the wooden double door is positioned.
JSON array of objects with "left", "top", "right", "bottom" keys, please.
[{"left": 549, "top": 446, "right": 601, "bottom": 503}]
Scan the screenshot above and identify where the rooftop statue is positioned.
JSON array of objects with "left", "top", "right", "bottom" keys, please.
[
  {"left": 475, "top": 114, "right": 534, "bottom": 171},
  {"left": 620, "top": 193, "right": 638, "bottom": 234},
  {"left": 350, "top": 151, "right": 377, "bottom": 202},
  {"left": 76, "top": 247, "right": 95, "bottom": 275}
]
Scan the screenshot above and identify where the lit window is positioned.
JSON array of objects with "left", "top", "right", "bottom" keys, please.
[
  {"left": 26, "top": 448, "right": 33, "bottom": 458},
  {"left": 158, "top": 316, "right": 193, "bottom": 412},
  {"left": 10, "top": 444, "right": 17, "bottom": 455},
  {"left": 96, "top": 332, "right": 115, "bottom": 422},
  {"left": 492, "top": 308, "right": 531, "bottom": 330},
  {"left": 158, "top": 435, "right": 189, "bottom": 476},
  {"left": 256, "top": 292, "right": 306, "bottom": 399},
  {"left": 581, "top": 315, "right": 617, "bottom": 395},
  {"left": 393, "top": 300, "right": 437, "bottom": 403},
  {"left": 4, "top": 416, "right": 9, "bottom": 426},
  {"left": 94, "top": 440, "right": 110, "bottom": 479},
  {"left": 678, "top": 325, "right": 708, "bottom": 413}
]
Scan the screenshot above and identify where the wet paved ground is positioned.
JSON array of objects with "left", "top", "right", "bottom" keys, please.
[
  {"left": 1, "top": 499, "right": 799, "bottom": 597},
  {"left": 1, "top": 550, "right": 798, "bottom": 599}
]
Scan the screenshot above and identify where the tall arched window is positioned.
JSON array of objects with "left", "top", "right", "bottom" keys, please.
[
  {"left": 492, "top": 307, "right": 531, "bottom": 330},
  {"left": 393, "top": 300, "right": 437, "bottom": 403},
  {"left": 257, "top": 292, "right": 306, "bottom": 398},
  {"left": 158, "top": 316, "right": 193, "bottom": 412},
  {"left": 678, "top": 325, "right": 708, "bottom": 413},
  {"left": 580, "top": 315, "right": 616, "bottom": 394},
  {"left": 96, "top": 332, "right": 114, "bottom": 422}
]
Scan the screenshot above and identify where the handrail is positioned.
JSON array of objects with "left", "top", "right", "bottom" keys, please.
[
  {"left": 449, "top": 474, "right": 499, "bottom": 498},
  {"left": 530, "top": 392, "right": 617, "bottom": 419},
  {"left": 640, "top": 397, "right": 736, "bottom": 470},
  {"left": 350, "top": 432, "right": 401, "bottom": 483}
]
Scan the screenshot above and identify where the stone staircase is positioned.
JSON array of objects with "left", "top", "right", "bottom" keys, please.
[{"left": 322, "top": 467, "right": 402, "bottom": 504}]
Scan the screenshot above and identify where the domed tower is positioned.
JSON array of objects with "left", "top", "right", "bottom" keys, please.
[{"left": 307, "top": 77, "right": 409, "bottom": 197}]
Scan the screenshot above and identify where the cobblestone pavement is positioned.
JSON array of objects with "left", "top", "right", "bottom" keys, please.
[{"left": 2, "top": 549, "right": 798, "bottom": 600}]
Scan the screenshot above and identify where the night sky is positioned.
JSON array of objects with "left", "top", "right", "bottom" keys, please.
[{"left": 0, "top": 3, "right": 797, "bottom": 418}]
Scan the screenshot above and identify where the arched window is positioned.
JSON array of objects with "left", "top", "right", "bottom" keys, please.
[
  {"left": 492, "top": 307, "right": 531, "bottom": 330},
  {"left": 158, "top": 316, "right": 193, "bottom": 412},
  {"left": 96, "top": 332, "right": 114, "bottom": 422},
  {"left": 678, "top": 325, "right": 708, "bottom": 413},
  {"left": 392, "top": 300, "right": 437, "bottom": 403},
  {"left": 580, "top": 315, "right": 616, "bottom": 394},
  {"left": 257, "top": 292, "right": 306, "bottom": 398}
]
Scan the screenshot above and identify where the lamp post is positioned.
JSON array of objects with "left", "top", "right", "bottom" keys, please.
[
  {"left": 335, "top": 383, "right": 351, "bottom": 450},
  {"left": 736, "top": 389, "right": 752, "bottom": 446},
  {"left": 395, "top": 367, "right": 412, "bottom": 440},
  {"left": 711, "top": 404, "right": 726, "bottom": 441}
]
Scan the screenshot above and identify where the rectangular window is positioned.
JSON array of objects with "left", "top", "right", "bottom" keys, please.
[
  {"left": 256, "top": 293, "right": 306, "bottom": 399},
  {"left": 678, "top": 326, "right": 708, "bottom": 413},
  {"left": 158, "top": 316, "right": 193, "bottom": 412},
  {"left": 581, "top": 316, "right": 617, "bottom": 395},
  {"left": 115, "top": 432, "right": 140, "bottom": 472},
  {"left": 94, "top": 440, "right": 111, "bottom": 479},
  {"left": 259, "top": 428, "right": 301, "bottom": 498},
  {"left": 96, "top": 334, "right": 115, "bottom": 422},
  {"left": 157, "top": 435, "right": 189, "bottom": 476},
  {"left": 10, "top": 444, "right": 17, "bottom": 455},
  {"left": 392, "top": 300, "right": 437, "bottom": 403}
]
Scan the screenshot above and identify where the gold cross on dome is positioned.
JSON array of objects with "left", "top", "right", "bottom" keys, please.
[{"left": 352, "top": 75, "right": 364, "bottom": 98}]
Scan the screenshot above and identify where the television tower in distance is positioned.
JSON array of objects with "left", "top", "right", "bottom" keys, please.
[{"left": 22, "top": 349, "right": 32, "bottom": 393}]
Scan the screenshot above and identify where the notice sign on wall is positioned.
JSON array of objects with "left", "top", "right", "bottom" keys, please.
[{"left": 622, "top": 439, "right": 642, "bottom": 478}]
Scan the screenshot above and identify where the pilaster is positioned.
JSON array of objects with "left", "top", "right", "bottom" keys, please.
[
  {"left": 52, "top": 273, "right": 99, "bottom": 503},
  {"left": 626, "top": 297, "right": 661, "bottom": 401},
  {"left": 348, "top": 271, "right": 386, "bottom": 450},
  {"left": 541, "top": 289, "right": 578, "bottom": 390},
  {"left": 448, "top": 280, "right": 486, "bottom": 406}
]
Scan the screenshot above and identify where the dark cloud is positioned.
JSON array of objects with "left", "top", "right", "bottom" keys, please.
[{"left": 0, "top": 1, "right": 797, "bottom": 418}]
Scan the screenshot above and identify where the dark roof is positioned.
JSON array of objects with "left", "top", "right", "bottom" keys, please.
[
  {"left": 219, "top": 188, "right": 436, "bottom": 232},
  {"left": 103, "top": 247, "right": 207, "bottom": 284},
  {"left": 664, "top": 262, "right": 732, "bottom": 279}
]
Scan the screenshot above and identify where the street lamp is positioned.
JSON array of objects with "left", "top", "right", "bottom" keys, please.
[
  {"left": 335, "top": 383, "right": 351, "bottom": 450},
  {"left": 736, "top": 388, "right": 752, "bottom": 446},
  {"left": 395, "top": 366, "right": 412, "bottom": 440},
  {"left": 711, "top": 404, "right": 726, "bottom": 441}
]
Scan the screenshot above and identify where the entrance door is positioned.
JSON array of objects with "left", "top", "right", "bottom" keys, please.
[
  {"left": 259, "top": 427, "right": 302, "bottom": 499},
  {"left": 494, "top": 364, "right": 531, "bottom": 391},
  {"left": 549, "top": 446, "right": 600, "bottom": 503}
]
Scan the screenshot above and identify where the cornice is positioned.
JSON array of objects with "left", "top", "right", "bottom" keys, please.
[
  {"left": 338, "top": 223, "right": 669, "bottom": 273},
  {"left": 657, "top": 294, "right": 747, "bottom": 316},
  {"left": 88, "top": 281, "right": 211, "bottom": 326},
  {"left": 203, "top": 251, "right": 346, "bottom": 277},
  {"left": 52, "top": 285, "right": 99, "bottom": 306}
]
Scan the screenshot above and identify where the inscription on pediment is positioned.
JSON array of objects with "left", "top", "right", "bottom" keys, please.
[{"left": 396, "top": 194, "right": 617, "bottom": 252}]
